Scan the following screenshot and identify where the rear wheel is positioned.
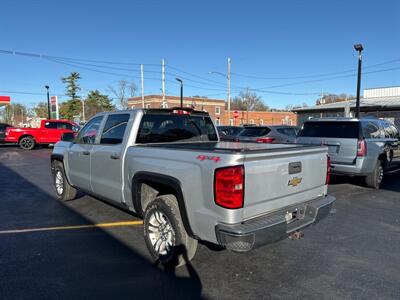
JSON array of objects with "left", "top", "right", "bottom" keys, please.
[
  {"left": 143, "top": 195, "right": 197, "bottom": 268},
  {"left": 19, "top": 136, "right": 35, "bottom": 150},
  {"left": 53, "top": 161, "right": 77, "bottom": 201},
  {"left": 365, "top": 160, "right": 384, "bottom": 189}
]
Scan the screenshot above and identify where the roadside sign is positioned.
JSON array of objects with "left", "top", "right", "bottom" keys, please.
[
  {"left": 0, "top": 96, "right": 10, "bottom": 105},
  {"left": 50, "top": 96, "right": 59, "bottom": 120},
  {"left": 233, "top": 110, "right": 239, "bottom": 118}
]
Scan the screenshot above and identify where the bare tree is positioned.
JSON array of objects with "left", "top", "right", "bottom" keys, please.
[{"left": 108, "top": 80, "right": 137, "bottom": 109}]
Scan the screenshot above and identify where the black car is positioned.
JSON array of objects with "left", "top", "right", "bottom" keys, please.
[
  {"left": 0, "top": 123, "right": 12, "bottom": 143},
  {"left": 217, "top": 126, "right": 243, "bottom": 141}
]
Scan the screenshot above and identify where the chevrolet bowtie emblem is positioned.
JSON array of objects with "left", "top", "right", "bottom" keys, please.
[{"left": 288, "top": 177, "right": 302, "bottom": 187}]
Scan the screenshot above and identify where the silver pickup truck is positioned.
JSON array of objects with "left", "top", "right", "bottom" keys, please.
[{"left": 51, "top": 108, "right": 335, "bottom": 267}]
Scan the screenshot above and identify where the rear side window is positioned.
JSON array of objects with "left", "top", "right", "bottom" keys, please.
[
  {"left": 238, "top": 127, "right": 271, "bottom": 137},
  {"left": 136, "top": 113, "right": 218, "bottom": 144},
  {"left": 100, "top": 114, "right": 130, "bottom": 145},
  {"left": 277, "top": 128, "right": 297, "bottom": 137},
  {"left": 380, "top": 120, "right": 394, "bottom": 138},
  {"left": 362, "top": 121, "right": 382, "bottom": 139},
  {"left": 299, "top": 121, "right": 360, "bottom": 138}
]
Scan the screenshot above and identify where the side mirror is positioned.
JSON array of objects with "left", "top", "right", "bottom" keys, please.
[{"left": 61, "top": 132, "right": 75, "bottom": 142}]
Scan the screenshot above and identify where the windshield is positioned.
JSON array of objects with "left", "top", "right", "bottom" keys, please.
[
  {"left": 299, "top": 121, "right": 360, "bottom": 138},
  {"left": 136, "top": 113, "right": 218, "bottom": 143}
]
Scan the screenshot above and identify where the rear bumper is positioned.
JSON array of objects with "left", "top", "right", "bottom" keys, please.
[
  {"left": 330, "top": 157, "right": 375, "bottom": 176},
  {"left": 215, "top": 195, "right": 335, "bottom": 252}
]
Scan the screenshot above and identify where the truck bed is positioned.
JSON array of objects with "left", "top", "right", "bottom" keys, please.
[{"left": 136, "top": 141, "right": 321, "bottom": 153}]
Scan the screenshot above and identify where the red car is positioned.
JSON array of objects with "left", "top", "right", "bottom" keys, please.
[{"left": 5, "top": 119, "right": 79, "bottom": 150}]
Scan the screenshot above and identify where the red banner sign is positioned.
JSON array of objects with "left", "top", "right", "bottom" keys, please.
[{"left": 0, "top": 96, "right": 10, "bottom": 104}]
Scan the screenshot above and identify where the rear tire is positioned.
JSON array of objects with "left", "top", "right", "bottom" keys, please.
[
  {"left": 53, "top": 161, "right": 77, "bottom": 201},
  {"left": 143, "top": 194, "right": 197, "bottom": 268},
  {"left": 19, "top": 136, "right": 35, "bottom": 150},
  {"left": 365, "top": 160, "right": 384, "bottom": 189}
]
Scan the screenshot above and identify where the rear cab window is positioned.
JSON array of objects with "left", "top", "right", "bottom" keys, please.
[
  {"left": 238, "top": 127, "right": 271, "bottom": 137},
  {"left": 136, "top": 111, "right": 218, "bottom": 144},
  {"left": 100, "top": 114, "right": 130, "bottom": 145},
  {"left": 299, "top": 121, "right": 360, "bottom": 139}
]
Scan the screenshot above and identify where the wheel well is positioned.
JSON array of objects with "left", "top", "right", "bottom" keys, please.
[
  {"left": 378, "top": 153, "right": 388, "bottom": 167},
  {"left": 132, "top": 172, "right": 196, "bottom": 238},
  {"left": 139, "top": 181, "right": 177, "bottom": 213},
  {"left": 18, "top": 134, "right": 34, "bottom": 142}
]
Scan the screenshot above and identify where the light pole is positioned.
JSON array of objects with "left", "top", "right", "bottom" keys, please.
[
  {"left": 209, "top": 58, "right": 231, "bottom": 125},
  {"left": 45, "top": 85, "right": 51, "bottom": 119},
  {"left": 354, "top": 44, "right": 363, "bottom": 118},
  {"left": 176, "top": 78, "right": 183, "bottom": 107}
]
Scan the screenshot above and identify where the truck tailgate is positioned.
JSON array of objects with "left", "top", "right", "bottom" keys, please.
[{"left": 243, "top": 146, "right": 328, "bottom": 220}]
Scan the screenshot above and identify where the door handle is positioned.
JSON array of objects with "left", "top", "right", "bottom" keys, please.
[
  {"left": 110, "top": 153, "right": 120, "bottom": 160},
  {"left": 82, "top": 151, "right": 90, "bottom": 156}
]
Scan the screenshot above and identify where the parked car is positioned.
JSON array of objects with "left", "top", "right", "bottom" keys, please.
[
  {"left": 297, "top": 117, "right": 400, "bottom": 189},
  {"left": 51, "top": 108, "right": 335, "bottom": 267},
  {"left": 5, "top": 119, "right": 79, "bottom": 150},
  {"left": 217, "top": 125, "right": 243, "bottom": 141},
  {"left": 0, "top": 123, "right": 12, "bottom": 143},
  {"left": 236, "top": 125, "right": 300, "bottom": 143}
]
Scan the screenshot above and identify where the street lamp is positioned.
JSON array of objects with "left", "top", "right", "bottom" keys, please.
[
  {"left": 176, "top": 78, "right": 183, "bottom": 107},
  {"left": 209, "top": 59, "right": 231, "bottom": 125},
  {"left": 45, "top": 85, "right": 51, "bottom": 119},
  {"left": 354, "top": 43, "right": 364, "bottom": 118}
]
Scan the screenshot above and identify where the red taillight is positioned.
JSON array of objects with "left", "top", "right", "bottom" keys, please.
[
  {"left": 357, "top": 139, "right": 367, "bottom": 157},
  {"left": 256, "top": 137, "right": 275, "bottom": 143},
  {"left": 214, "top": 165, "right": 244, "bottom": 209},
  {"left": 326, "top": 155, "right": 331, "bottom": 185},
  {"left": 172, "top": 109, "right": 190, "bottom": 115}
]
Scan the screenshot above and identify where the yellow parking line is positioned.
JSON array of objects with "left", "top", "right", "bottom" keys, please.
[{"left": 0, "top": 220, "right": 143, "bottom": 234}]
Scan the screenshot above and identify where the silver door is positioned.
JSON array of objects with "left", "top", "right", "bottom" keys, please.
[
  {"left": 67, "top": 116, "right": 103, "bottom": 191},
  {"left": 90, "top": 113, "right": 130, "bottom": 203}
]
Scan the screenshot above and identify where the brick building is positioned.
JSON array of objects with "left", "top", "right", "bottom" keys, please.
[
  {"left": 128, "top": 95, "right": 297, "bottom": 126},
  {"left": 128, "top": 95, "right": 225, "bottom": 121}
]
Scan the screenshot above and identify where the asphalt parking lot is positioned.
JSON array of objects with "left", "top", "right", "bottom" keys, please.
[{"left": 0, "top": 147, "right": 399, "bottom": 300}]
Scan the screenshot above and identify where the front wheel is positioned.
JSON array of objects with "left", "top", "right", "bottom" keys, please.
[
  {"left": 19, "top": 136, "right": 35, "bottom": 150},
  {"left": 53, "top": 161, "right": 77, "bottom": 201},
  {"left": 143, "top": 195, "right": 197, "bottom": 268},
  {"left": 365, "top": 160, "right": 384, "bottom": 189}
]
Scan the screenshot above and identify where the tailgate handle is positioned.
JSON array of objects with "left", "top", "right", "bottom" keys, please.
[{"left": 289, "top": 162, "right": 302, "bottom": 174}]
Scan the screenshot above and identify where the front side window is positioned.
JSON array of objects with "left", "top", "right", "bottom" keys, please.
[
  {"left": 100, "top": 114, "right": 130, "bottom": 145},
  {"left": 57, "top": 122, "right": 73, "bottom": 130},
  {"left": 45, "top": 122, "right": 58, "bottom": 129},
  {"left": 76, "top": 116, "right": 103, "bottom": 144}
]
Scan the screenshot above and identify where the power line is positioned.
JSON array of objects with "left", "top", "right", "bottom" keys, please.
[
  {"left": 255, "top": 66, "right": 400, "bottom": 90},
  {"left": 231, "top": 58, "right": 400, "bottom": 80}
]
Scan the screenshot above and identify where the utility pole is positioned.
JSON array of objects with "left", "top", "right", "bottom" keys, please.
[
  {"left": 162, "top": 59, "right": 166, "bottom": 108},
  {"left": 176, "top": 78, "right": 183, "bottom": 107},
  {"left": 227, "top": 57, "right": 231, "bottom": 125},
  {"left": 354, "top": 44, "right": 364, "bottom": 118},
  {"left": 141, "top": 64, "right": 145, "bottom": 108},
  {"left": 45, "top": 85, "right": 51, "bottom": 119}
]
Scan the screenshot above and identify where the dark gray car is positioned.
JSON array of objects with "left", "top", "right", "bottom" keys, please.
[
  {"left": 236, "top": 125, "right": 299, "bottom": 143},
  {"left": 0, "top": 123, "right": 12, "bottom": 143},
  {"left": 297, "top": 117, "right": 400, "bottom": 189}
]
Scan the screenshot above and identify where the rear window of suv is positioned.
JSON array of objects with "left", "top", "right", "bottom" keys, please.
[
  {"left": 299, "top": 121, "right": 360, "bottom": 138},
  {"left": 238, "top": 127, "right": 271, "bottom": 137},
  {"left": 136, "top": 113, "right": 218, "bottom": 143}
]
